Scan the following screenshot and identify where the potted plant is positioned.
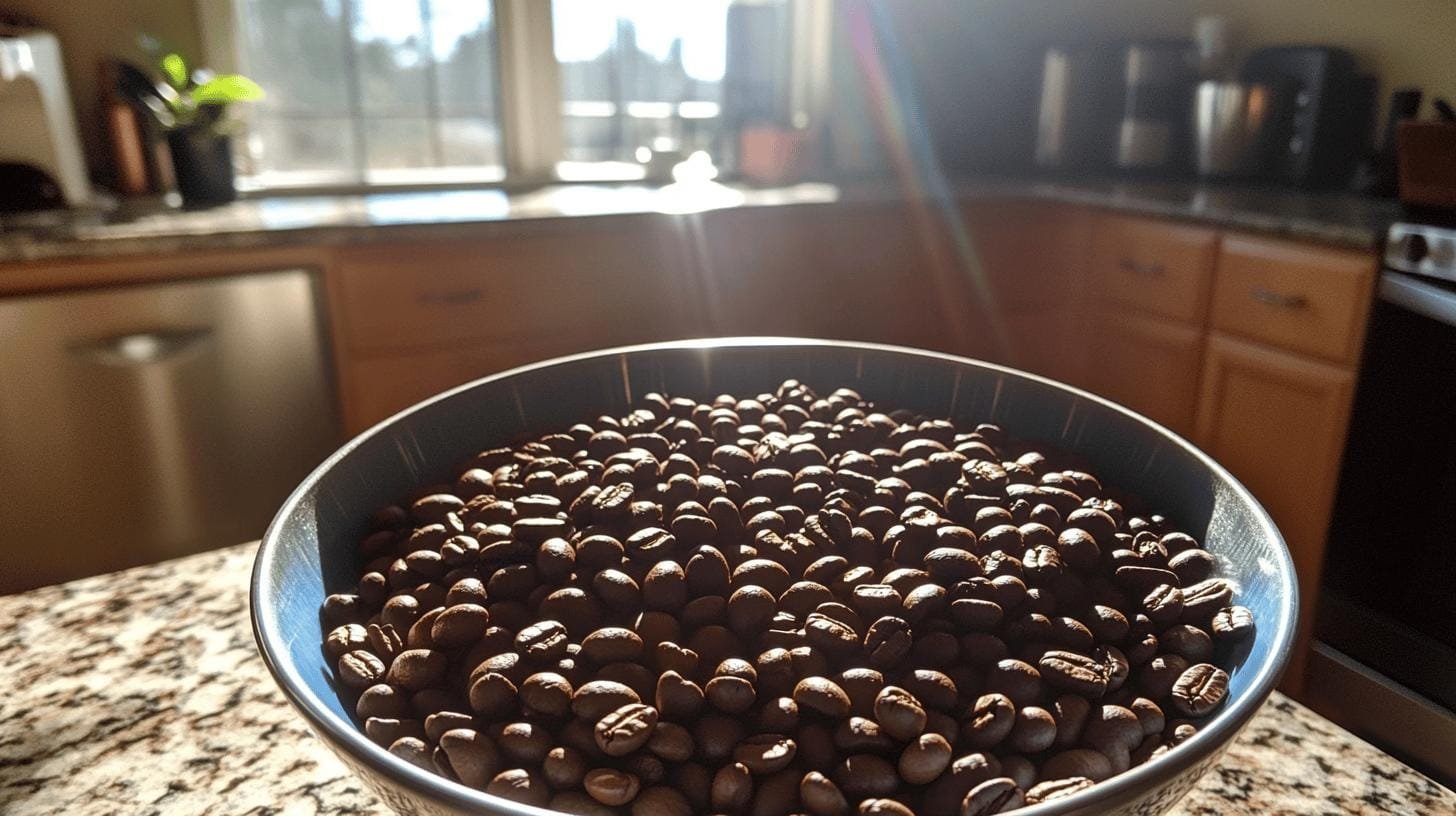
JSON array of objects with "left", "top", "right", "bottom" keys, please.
[{"left": 152, "top": 52, "right": 263, "bottom": 206}]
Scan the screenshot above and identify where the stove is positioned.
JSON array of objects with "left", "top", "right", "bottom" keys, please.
[{"left": 1314, "top": 220, "right": 1456, "bottom": 788}]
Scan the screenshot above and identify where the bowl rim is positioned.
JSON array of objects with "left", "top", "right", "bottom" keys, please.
[{"left": 252, "top": 336, "right": 1298, "bottom": 816}]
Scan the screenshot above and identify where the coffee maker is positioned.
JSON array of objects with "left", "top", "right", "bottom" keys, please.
[
  {"left": 1240, "top": 46, "right": 1375, "bottom": 188},
  {"left": 1115, "top": 41, "right": 1195, "bottom": 173}
]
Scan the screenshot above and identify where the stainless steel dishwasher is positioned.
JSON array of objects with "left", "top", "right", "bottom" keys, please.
[{"left": 0, "top": 269, "right": 340, "bottom": 593}]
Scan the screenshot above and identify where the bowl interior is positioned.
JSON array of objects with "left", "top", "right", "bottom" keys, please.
[{"left": 253, "top": 338, "right": 1297, "bottom": 813}]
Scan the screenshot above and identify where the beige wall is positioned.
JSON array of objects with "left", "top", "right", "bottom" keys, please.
[{"left": 3, "top": 0, "right": 201, "bottom": 177}]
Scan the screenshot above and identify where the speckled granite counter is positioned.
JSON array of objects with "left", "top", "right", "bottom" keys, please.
[
  {"left": 0, "top": 178, "right": 1400, "bottom": 266},
  {"left": 1, "top": 543, "right": 1450, "bottom": 815}
]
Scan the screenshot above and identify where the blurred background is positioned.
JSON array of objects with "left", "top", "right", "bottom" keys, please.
[{"left": 2, "top": 0, "right": 1454, "bottom": 790}]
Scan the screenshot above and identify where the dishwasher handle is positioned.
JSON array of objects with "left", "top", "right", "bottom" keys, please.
[{"left": 69, "top": 328, "right": 213, "bottom": 366}]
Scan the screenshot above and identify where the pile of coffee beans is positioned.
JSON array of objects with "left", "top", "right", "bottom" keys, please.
[{"left": 321, "top": 380, "right": 1253, "bottom": 815}]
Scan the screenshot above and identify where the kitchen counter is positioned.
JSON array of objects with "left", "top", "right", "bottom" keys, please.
[
  {"left": 0, "top": 177, "right": 1401, "bottom": 266},
  {"left": 1, "top": 543, "right": 1451, "bottom": 815}
]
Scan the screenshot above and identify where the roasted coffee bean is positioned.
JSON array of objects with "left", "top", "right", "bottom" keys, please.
[
  {"left": 1138, "top": 654, "right": 1190, "bottom": 701},
  {"left": 962, "top": 692, "right": 1016, "bottom": 750},
  {"left": 338, "top": 650, "right": 386, "bottom": 690},
  {"left": 986, "top": 659, "right": 1042, "bottom": 706},
  {"left": 1038, "top": 650, "right": 1109, "bottom": 698},
  {"left": 430, "top": 603, "right": 489, "bottom": 649},
  {"left": 1161, "top": 624, "right": 1214, "bottom": 662},
  {"left": 438, "top": 728, "right": 499, "bottom": 788},
  {"left": 571, "top": 680, "right": 640, "bottom": 721},
  {"left": 795, "top": 676, "right": 852, "bottom": 719},
  {"left": 580, "top": 627, "right": 644, "bottom": 664},
  {"left": 1181, "top": 578, "right": 1235, "bottom": 622},
  {"left": 498, "top": 721, "right": 552, "bottom": 764},
  {"left": 487, "top": 768, "right": 551, "bottom": 807},
  {"left": 706, "top": 674, "right": 757, "bottom": 713},
  {"left": 518, "top": 672, "right": 574, "bottom": 717},
  {"left": 1142, "top": 583, "right": 1185, "bottom": 627},
  {"left": 1042, "top": 748, "right": 1112, "bottom": 783},
  {"left": 595, "top": 702, "right": 659, "bottom": 756},
  {"left": 1007, "top": 705, "right": 1057, "bottom": 753},
  {"left": 1170, "top": 663, "right": 1229, "bottom": 717},
  {"left": 860, "top": 799, "right": 915, "bottom": 816},
  {"left": 923, "top": 753, "right": 1004, "bottom": 813},
  {"left": 655, "top": 670, "right": 705, "bottom": 720},
  {"left": 734, "top": 733, "right": 798, "bottom": 775},
  {"left": 695, "top": 714, "right": 746, "bottom": 762},
  {"left": 801, "top": 770, "right": 850, "bottom": 816},
  {"left": 960, "top": 777, "right": 1026, "bottom": 816},
  {"left": 899, "top": 732, "right": 953, "bottom": 784},
  {"left": 1212, "top": 605, "right": 1255, "bottom": 643},
  {"left": 1025, "top": 776, "right": 1094, "bottom": 804},
  {"left": 711, "top": 762, "right": 755, "bottom": 812},
  {"left": 541, "top": 745, "right": 588, "bottom": 790},
  {"left": 865, "top": 615, "right": 914, "bottom": 669},
  {"left": 834, "top": 753, "right": 899, "bottom": 799},
  {"left": 516, "top": 620, "right": 570, "bottom": 662},
  {"left": 585, "top": 768, "right": 641, "bottom": 806}
]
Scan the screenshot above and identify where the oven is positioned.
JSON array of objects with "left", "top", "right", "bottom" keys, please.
[{"left": 1315, "top": 222, "right": 1456, "bottom": 788}]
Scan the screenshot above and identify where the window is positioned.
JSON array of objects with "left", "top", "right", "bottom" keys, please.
[
  {"left": 225, "top": 0, "right": 826, "bottom": 190},
  {"left": 234, "top": 0, "right": 503, "bottom": 188},
  {"left": 553, "top": 0, "right": 729, "bottom": 170}
]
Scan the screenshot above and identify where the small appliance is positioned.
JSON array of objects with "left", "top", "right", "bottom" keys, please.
[
  {"left": 1034, "top": 45, "right": 1120, "bottom": 171},
  {"left": 1116, "top": 41, "right": 1195, "bottom": 172},
  {"left": 1239, "top": 46, "right": 1376, "bottom": 188},
  {"left": 0, "top": 26, "right": 89, "bottom": 207}
]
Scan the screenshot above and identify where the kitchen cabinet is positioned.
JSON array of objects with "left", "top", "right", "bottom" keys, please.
[
  {"left": 1194, "top": 333, "right": 1359, "bottom": 695},
  {"left": 1088, "top": 310, "right": 1205, "bottom": 437},
  {"left": 1210, "top": 236, "right": 1374, "bottom": 365},
  {"left": 1090, "top": 214, "right": 1218, "bottom": 324},
  {"left": 959, "top": 200, "right": 1092, "bottom": 381}
]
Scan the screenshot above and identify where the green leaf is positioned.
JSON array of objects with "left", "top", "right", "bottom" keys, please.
[
  {"left": 191, "top": 74, "right": 265, "bottom": 105},
  {"left": 161, "top": 53, "right": 188, "bottom": 88}
]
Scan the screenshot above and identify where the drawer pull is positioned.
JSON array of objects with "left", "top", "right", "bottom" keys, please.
[
  {"left": 1249, "top": 287, "right": 1308, "bottom": 309},
  {"left": 416, "top": 288, "right": 484, "bottom": 305},
  {"left": 1118, "top": 258, "right": 1165, "bottom": 277}
]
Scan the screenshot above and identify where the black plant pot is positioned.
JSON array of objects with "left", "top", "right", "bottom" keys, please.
[{"left": 168, "top": 128, "right": 236, "bottom": 207}]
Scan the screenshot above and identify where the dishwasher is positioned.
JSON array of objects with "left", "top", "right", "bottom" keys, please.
[{"left": 0, "top": 269, "right": 341, "bottom": 593}]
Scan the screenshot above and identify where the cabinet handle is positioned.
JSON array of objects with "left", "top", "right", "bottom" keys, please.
[
  {"left": 1249, "top": 287, "right": 1308, "bottom": 308},
  {"left": 416, "top": 287, "right": 484, "bottom": 305},
  {"left": 1118, "top": 258, "right": 1165, "bottom": 276}
]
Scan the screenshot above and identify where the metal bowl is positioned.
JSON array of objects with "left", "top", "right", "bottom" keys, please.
[{"left": 252, "top": 338, "right": 1297, "bottom": 816}]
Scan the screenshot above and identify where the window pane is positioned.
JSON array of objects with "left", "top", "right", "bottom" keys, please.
[
  {"left": 352, "top": 0, "right": 430, "bottom": 115},
  {"left": 236, "top": 0, "right": 350, "bottom": 114},
  {"left": 245, "top": 115, "right": 358, "bottom": 185},
  {"left": 440, "top": 117, "right": 501, "bottom": 168},
  {"left": 430, "top": 0, "right": 497, "bottom": 116},
  {"left": 363, "top": 118, "right": 435, "bottom": 171},
  {"left": 553, "top": 0, "right": 730, "bottom": 163}
]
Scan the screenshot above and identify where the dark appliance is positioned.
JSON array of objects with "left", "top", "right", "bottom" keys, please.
[
  {"left": 1116, "top": 41, "right": 1195, "bottom": 173},
  {"left": 1034, "top": 45, "right": 1120, "bottom": 171},
  {"left": 1240, "top": 46, "right": 1376, "bottom": 188},
  {"left": 1316, "top": 221, "right": 1456, "bottom": 788}
]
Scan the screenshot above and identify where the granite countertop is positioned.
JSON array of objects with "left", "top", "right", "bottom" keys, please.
[
  {"left": 1, "top": 543, "right": 1451, "bottom": 815},
  {"left": 0, "top": 177, "right": 1402, "bottom": 266}
]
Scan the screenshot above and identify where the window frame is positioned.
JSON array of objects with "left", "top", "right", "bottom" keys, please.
[{"left": 202, "top": 0, "right": 831, "bottom": 194}]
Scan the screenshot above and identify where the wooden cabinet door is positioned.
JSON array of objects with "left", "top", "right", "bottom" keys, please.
[
  {"left": 1194, "top": 333, "right": 1357, "bottom": 694},
  {"left": 1090, "top": 214, "right": 1218, "bottom": 324},
  {"left": 1086, "top": 310, "right": 1205, "bottom": 437},
  {"left": 961, "top": 199, "right": 1091, "bottom": 312}
]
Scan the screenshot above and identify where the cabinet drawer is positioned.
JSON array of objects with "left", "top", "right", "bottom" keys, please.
[
  {"left": 1090, "top": 214, "right": 1217, "bottom": 324},
  {"left": 333, "top": 223, "right": 696, "bottom": 354},
  {"left": 1211, "top": 235, "right": 1375, "bottom": 364}
]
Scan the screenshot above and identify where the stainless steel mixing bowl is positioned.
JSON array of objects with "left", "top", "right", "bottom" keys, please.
[{"left": 252, "top": 338, "right": 1297, "bottom": 816}]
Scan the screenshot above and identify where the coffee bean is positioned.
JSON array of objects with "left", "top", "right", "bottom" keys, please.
[
  {"left": 899, "top": 732, "right": 953, "bottom": 784},
  {"left": 1212, "top": 605, "right": 1255, "bottom": 642},
  {"left": 1137, "top": 654, "right": 1190, "bottom": 701},
  {"left": 585, "top": 768, "right": 641, "bottom": 806},
  {"left": 923, "top": 753, "right": 1003, "bottom": 813},
  {"left": 1042, "top": 748, "right": 1112, "bottom": 782},
  {"left": 581, "top": 627, "right": 645, "bottom": 664},
  {"left": 1008, "top": 705, "right": 1057, "bottom": 753},
  {"left": 801, "top": 770, "right": 849, "bottom": 816},
  {"left": 498, "top": 721, "right": 552, "bottom": 764},
  {"left": 712, "top": 762, "right": 754, "bottom": 811},
  {"left": 571, "top": 680, "right": 640, "bottom": 721},
  {"left": 338, "top": 650, "right": 386, "bottom": 690},
  {"left": 1025, "top": 776, "right": 1094, "bottom": 804},
  {"left": 865, "top": 615, "right": 914, "bottom": 669},
  {"left": 962, "top": 692, "right": 1016, "bottom": 750},
  {"left": 1170, "top": 663, "right": 1229, "bottom": 717},
  {"left": 860, "top": 799, "right": 915, "bottom": 816},
  {"left": 960, "top": 777, "right": 1025, "bottom": 816},
  {"left": 542, "top": 745, "right": 587, "bottom": 789},
  {"left": 795, "top": 676, "right": 852, "bottom": 719},
  {"left": 986, "top": 659, "right": 1042, "bottom": 706},
  {"left": 695, "top": 714, "right": 746, "bottom": 762},
  {"left": 706, "top": 674, "right": 758, "bottom": 713},
  {"left": 1038, "top": 650, "right": 1109, "bottom": 698},
  {"left": 655, "top": 670, "right": 705, "bottom": 720},
  {"left": 735, "top": 733, "right": 798, "bottom": 775},
  {"left": 438, "top": 728, "right": 499, "bottom": 788},
  {"left": 1142, "top": 583, "right": 1185, "bottom": 627},
  {"left": 835, "top": 753, "right": 899, "bottom": 799},
  {"left": 595, "top": 703, "right": 659, "bottom": 756}
]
